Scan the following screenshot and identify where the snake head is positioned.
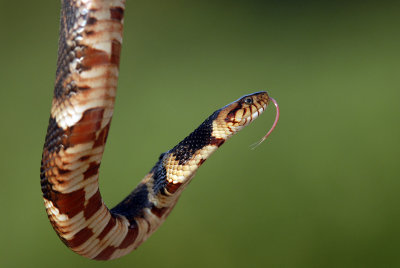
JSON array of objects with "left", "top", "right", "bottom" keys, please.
[
  {"left": 212, "top": 91, "right": 278, "bottom": 145},
  {"left": 223, "top": 91, "right": 269, "bottom": 126}
]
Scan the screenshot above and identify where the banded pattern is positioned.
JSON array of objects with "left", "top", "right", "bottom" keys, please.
[{"left": 41, "top": 0, "right": 276, "bottom": 261}]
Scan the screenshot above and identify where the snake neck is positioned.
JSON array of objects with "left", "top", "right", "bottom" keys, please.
[{"left": 111, "top": 109, "right": 231, "bottom": 221}]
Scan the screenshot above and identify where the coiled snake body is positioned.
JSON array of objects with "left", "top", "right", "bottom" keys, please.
[{"left": 40, "top": 0, "right": 278, "bottom": 260}]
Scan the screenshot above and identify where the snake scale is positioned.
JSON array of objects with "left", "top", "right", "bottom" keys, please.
[{"left": 40, "top": 0, "right": 279, "bottom": 260}]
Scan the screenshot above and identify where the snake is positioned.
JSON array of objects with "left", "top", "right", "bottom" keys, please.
[{"left": 40, "top": 0, "right": 279, "bottom": 261}]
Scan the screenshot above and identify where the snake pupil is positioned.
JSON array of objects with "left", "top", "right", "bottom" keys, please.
[{"left": 244, "top": 97, "right": 253, "bottom": 105}]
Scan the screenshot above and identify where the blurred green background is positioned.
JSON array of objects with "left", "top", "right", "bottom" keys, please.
[{"left": 0, "top": 0, "right": 399, "bottom": 267}]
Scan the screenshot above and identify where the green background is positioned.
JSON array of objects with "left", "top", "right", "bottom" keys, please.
[{"left": 1, "top": 0, "right": 399, "bottom": 267}]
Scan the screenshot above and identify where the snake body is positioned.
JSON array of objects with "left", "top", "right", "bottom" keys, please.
[{"left": 40, "top": 0, "right": 275, "bottom": 260}]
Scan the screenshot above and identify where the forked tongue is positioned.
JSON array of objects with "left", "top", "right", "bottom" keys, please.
[{"left": 251, "top": 97, "right": 279, "bottom": 149}]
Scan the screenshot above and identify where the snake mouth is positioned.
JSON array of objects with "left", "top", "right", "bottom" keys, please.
[{"left": 239, "top": 98, "right": 268, "bottom": 127}]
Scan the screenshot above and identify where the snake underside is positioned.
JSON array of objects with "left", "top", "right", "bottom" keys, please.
[{"left": 40, "top": 0, "right": 273, "bottom": 260}]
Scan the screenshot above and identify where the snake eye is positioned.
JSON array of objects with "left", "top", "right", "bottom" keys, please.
[{"left": 243, "top": 97, "right": 253, "bottom": 105}]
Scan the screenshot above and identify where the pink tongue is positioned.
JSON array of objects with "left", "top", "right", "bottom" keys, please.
[{"left": 251, "top": 97, "right": 279, "bottom": 149}]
